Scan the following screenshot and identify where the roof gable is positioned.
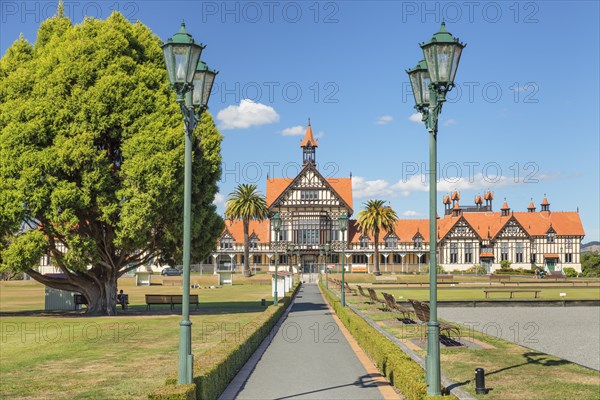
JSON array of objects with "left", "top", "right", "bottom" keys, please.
[{"left": 266, "top": 163, "right": 353, "bottom": 211}]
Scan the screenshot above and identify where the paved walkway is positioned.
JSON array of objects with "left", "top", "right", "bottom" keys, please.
[{"left": 220, "top": 283, "right": 391, "bottom": 400}]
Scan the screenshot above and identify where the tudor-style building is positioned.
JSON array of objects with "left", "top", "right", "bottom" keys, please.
[{"left": 214, "top": 121, "right": 585, "bottom": 273}]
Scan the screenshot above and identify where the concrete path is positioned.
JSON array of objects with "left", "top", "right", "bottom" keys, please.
[{"left": 220, "top": 283, "right": 392, "bottom": 400}]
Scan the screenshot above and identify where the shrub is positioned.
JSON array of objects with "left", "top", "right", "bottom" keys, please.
[
  {"left": 582, "top": 253, "right": 600, "bottom": 277},
  {"left": 148, "top": 384, "right": 196, "bottom": 400},
  {"left": 563, "top": 267, "right": 578, "bottom": 278},
  {"left": 320, "top": 283, "right": 428, "bottom": 400},
  {"left": 500, "top": 260, "right": 512, "bottom": 270},
  {"left": 422, "top": 264, "right": 444, "bottom": 274},
  {"left": 465, "top": 264, "right": 487, "bottom": 275}
]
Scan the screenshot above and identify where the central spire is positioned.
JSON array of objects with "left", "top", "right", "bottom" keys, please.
[{"left": 300, "top": 118, "right": 318, "bottom": 164}]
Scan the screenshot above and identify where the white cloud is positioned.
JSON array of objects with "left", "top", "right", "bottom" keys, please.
[
  {"left": 213, "top": 193, "right": 225, "bottom": 206},
  {"left": 281, "top": 126, "right": 304, "bottom": 136},
  {"left": 408, "top": 113, "right": 424, "bottom": 124},
  {"left": 352, "top": 176, "right": 396, "bottom": 199},
  {"left": 375, "top": 115, "right": 393, "bottom": 125},
  {"left": 402, "top": 210, "right": 422, "bottom": 217},
  {"left": 353, "top": 171, "right": 537, "bottom": 199},
  {"left": 315, "top": 131, "right": 325, "bottom": 139},
  {"left": 444, "top": 119, "right": 457, "bottom": 127},
  {"left": 216, "top": 99, "right": 279, "bottom": 129}
]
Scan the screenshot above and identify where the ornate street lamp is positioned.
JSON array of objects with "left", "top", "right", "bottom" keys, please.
[
  {"left": 162, "top": 21, "right": 217, "bottom": 385},
  {"left": 406, "top": 21, "right": 465, "bottom": 396},
  {"left": 338, "top": 213, "right": 349, "bottom": 306},
  {"left": 271, "top": 212, "right": 282, "bottom": 305}
]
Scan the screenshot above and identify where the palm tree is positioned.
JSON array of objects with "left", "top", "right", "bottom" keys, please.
[
  {"left": 225, "top": 184, "right": 268, "bottom": 277},
  {"left": 356, "top": 200, "right": 398, "bottom": 276}
]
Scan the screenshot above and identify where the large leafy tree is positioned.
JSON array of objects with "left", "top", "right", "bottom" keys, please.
[
  {"left": 356, "top": 200, "right": 398, "bottom": 276},
  {"left": 224, "top": 184, "right": 268, "bottom": 277},
  {"left": 0, "top": 7, "right": 223, "bottom": 315}
]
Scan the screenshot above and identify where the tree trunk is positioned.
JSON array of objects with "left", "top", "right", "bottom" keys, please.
[
  {"left": 373, "top": 230, "right": 381, "bottom": 276},
  {"left": 27, "top": 267, "right": 119, "bottom": 316},
  {"left": 80, "top": 276, "right": 118, "bottom": 316},
  {"left": 243, "top": 219, "right": 251, "bottom": 277}
]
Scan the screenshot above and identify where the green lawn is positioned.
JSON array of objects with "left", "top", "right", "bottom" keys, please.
[{"left": 0, "top": 280, "right": 276, "bottom": 399}]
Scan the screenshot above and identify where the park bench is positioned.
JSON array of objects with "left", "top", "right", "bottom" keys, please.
[
  {"left": 344, "top": 281, "right": 357, "bottom": 295},
  {"left": 367, "top": 288, "right": 388, "bottom": 310},
  {"left": 483, "top": 289, "right": 541, "bottom": 299},
  {"left": 381, "top": 292, "right": 413, "bottom": 320},
  {"left": 145, "top": 294, "right": 199, "bottom": 310},
  {"left": 74, "top": 294, "right": 129, "bottom": 309},
  {"left": 408, "top": 299, "right": 461, "bottom": 339},
  {"left": 438, "top": 275, "right": 454, "bottom": 283},
  {"left": 171, "top": 294, "right": 200, "bottom": 310},
  {"left": 356, "top": 285, "right": 372, "bottom": 303},
  {"left": 163, "top": 278, "right": 182, "bottom": 286},
  {"left": 352, "top": 266, "right": 368, "bottom": 273}
]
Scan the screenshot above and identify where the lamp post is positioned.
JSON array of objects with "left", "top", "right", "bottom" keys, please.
[
  {"left": 162, "top": 21, "right": 218, "bottom": 385},
  {"left": 271, "top": 212, "right": 282, "bottom": 305},
  {"left": 338, "top": 213, "right": 349, "bottom": 306},
  {"left": 319, "top": 247, "right": 324, "bottom": 283},
  {"left": 406, "top": 21, "right": 465, "bottom": 396},
  {"left": 324, "top": 243, "right": 331, "bottom": 289}
]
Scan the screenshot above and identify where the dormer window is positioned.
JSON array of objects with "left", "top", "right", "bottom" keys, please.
[
  {"left": 547, "top": 232, "right": 556, "bottom": 243},
  {"left": 360, "top": 236, "right": 369, "bottom": 249},
  {"left": 249, "top": 236, "right": 258, "bottom": 249},
  {"left": 385, "top": 235, "right": 398, "bottom": 249},
  {"left": 220, "top": 235, "right": 233, "bottom": 249},
  {"left": 414, "top": 236, "right": 423, "bottom": 249}
]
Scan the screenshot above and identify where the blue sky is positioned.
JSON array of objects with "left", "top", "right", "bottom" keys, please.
[{"left": 2, "top": 1, "right": 599, "bottom": 242}]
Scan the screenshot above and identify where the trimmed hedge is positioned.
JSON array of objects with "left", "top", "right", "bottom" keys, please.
[
  {"left": 148, "top": 384, "right": 196, "bottom": 400},
  {"left": 149, "top": 284, "right": 300, "bottom": 400},
  {"left": 320, "top": 283, "right": 428, "bottom": 400}
]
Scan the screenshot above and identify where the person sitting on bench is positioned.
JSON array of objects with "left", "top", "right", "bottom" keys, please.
[{"left": 117, "top": 289, "right": 127, "bottom": 310}]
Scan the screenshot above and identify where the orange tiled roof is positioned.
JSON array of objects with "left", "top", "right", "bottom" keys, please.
[
  {"left": 480, "top": 252, "right": 494, "bottom": 258},
  {"left": 223, "top": 219, "right": 270, "bottom": 243},
  {"left": 484, "top": 191, "right": 494, "bottom": 200},
  {"left": 443, "top": 195, "right": 451, "bottom": 205},
  {"left": 501, "top": 200, "right": 510, "bottom": 210},
  {"left": 451, "top": 191, "right": 460, "bottom": 201},
  {"left": 541, "top": 196, "right": 550, "bottom": 206},
  {"left": 299, "top": 119, "right": 318, "bottom": 147},
  {"left": 437, "top": 210, "right": 585, "bottom": 240},
  {"left": 544, "top": 253, "right": 559, "bottom": 259},
  {"left": 266, "top": 177, "right": 353, "bottom": 210},
  {"left": 513, "top": 211, "right": 584, "bottom": 236},
  {"left": 528, "top": 200, "right": 536, "bottom": 210},
  {"left": 475, "top": 194, "right": 483, "bottom": 204}
]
